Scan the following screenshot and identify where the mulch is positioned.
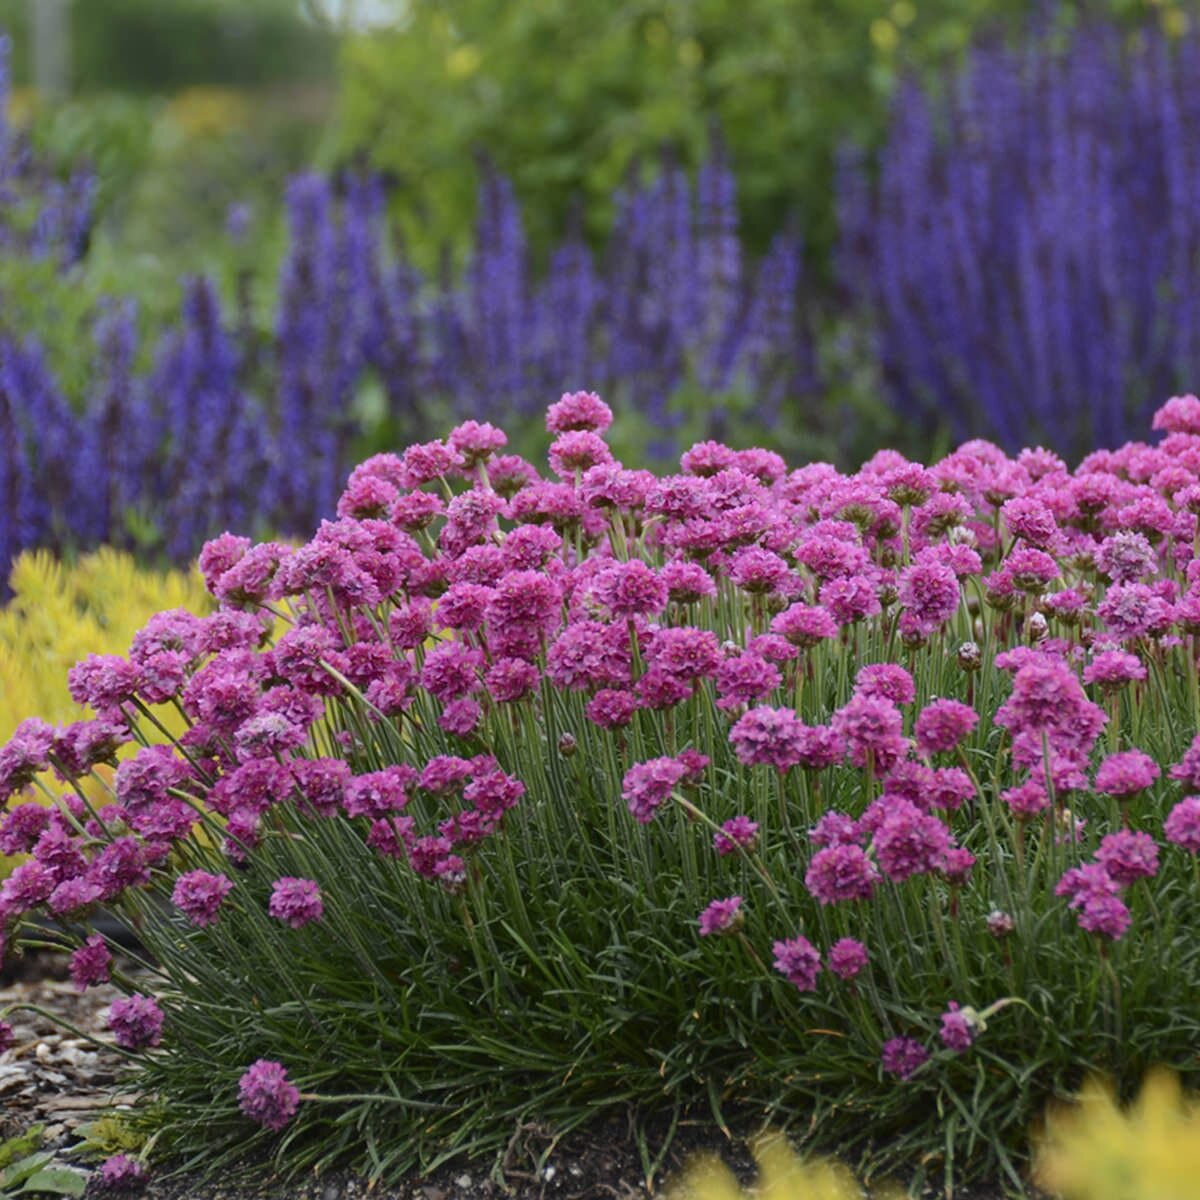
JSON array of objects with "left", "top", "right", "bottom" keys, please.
[{"left": 1, "top": 951, "right": 1042, "bottom": 1200}]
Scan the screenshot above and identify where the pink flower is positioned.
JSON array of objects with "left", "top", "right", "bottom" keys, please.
[
  {"left": 831, "top": 694, "right": 907, "bottom": 772},
  {"left": 939, "top": 1002, "right": 976, "bottom": 1052},
  {"left": 549, "top": 430, "right": 613, "bottom": 477},
  {"left": 622, "top": 757, "right": 687, "bottom": 823},
  {"left": 826, "top": 938, "right": 868, "bottom": 980},
  {"left": 70, "top": 934, "right": 112, "bottom": 991},
  {"left": 873, "top": 798, "right": 952, "bottom": 883},
  {"left": 729, "top": 707, "right": 807, "bottom": 771},
  {"left": 1164, "top": 796, "right": 1200, "bottom": 851},
  {"left": 881, "top": 1037, "right": 929, "bottom": 1080},
  {"left": 238, "top": 1059, "right": 301, "bottom": 1131},
  {"left": 698, "top": 896, "right": 744, "bottom": 937},
  {"left": 805, "top": 844, "right": 880, "bottom": 903},
  {"left": 1096, "top": 830, "right": 1160, "bottom": 884},
  {"left": 915, "top": 699, "right": 978, "bottom": 756},
  {"left": 95, "top": 1154, "right": 147, "bottom": 1192},
  {"left": 1094, "top": 750, "right": 1160, "bottom": 797},
  {"left": 771, "top": 603, "right": 839, "bottom": 647},
  {"left": 772, "top": 935, "right": 822, "bottom": 991},
  {"left": 172, "top": 871, "right": 234, "bottom": 928},
  {"left": 268, "top": 878, "right": 324, "bottom": 929},
  {"left": 107, "top": 994, "right": 164, "bottom": 1050},
  {"left": 713, "top": 816, "right": 760, "bottom": 856},
  {"left": 1083, "top": 650, "right": 1147, "bottom": 691},
  {"left": 546, "top": 391, "right": 613, "bottom": 434},
  {"left": 854, "top": 664, "right": 915, "bottom": 706}
]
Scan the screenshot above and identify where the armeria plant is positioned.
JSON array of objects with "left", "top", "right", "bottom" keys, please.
[{"left": 3, "top": 392, "right": 1200, "bottom": 1192}]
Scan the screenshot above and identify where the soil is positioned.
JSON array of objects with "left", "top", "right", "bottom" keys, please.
[{"left": 1, "top": 951, "right": 1044, "bottom": 1200}]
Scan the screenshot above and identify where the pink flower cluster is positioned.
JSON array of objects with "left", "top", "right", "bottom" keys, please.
[{"left": 7, "top": 389, "right": 1200, "bottom": 1126}]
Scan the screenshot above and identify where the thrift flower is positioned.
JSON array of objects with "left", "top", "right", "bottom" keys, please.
[
  {"left": 939, "top": 1003, "right": 977, "bottom": 1052},
  {"left": 70, "top": 934, "right": 112, "bottom": 991},
  {"left": 772, "top": 935, "right": 822, "bottom": 991},
  {"left": 107, "top": 994, "right": 164, "bottom": 1050},
  {"left": 238, "top": 1059, "right": 301, "bottom": 1130},
  {"left": 172, "top": 871, "right": 235, "bottom": 928},
  {"left": 698, "top": 896, "right": 744, "bottom": 937},
  {"left": 713, "top": 816, "right": 760, "bottom": 856},
  {"left": 826, "top": 938, "right": 869, "bottom": 980},
  {"left": 268, "top": 878, "right": 324, "bottom": 929},
  {"left": 881, "top": 1037, "right": 929, "bottom": 1080},
  {"left": 1164, "top": 796, "right": 1200, "bottom": 851}
]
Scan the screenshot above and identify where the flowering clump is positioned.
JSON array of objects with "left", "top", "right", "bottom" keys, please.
[{"left": 1, "top": 393, "right": 1199, "bottom": 1190}]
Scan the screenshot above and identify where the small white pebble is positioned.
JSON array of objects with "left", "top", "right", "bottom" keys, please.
[
  {"left": 542, "top": 1166, "right": 557, "bottom": 1182},
  {"left": 35, "top": 1042, "right": 53, "bottom": 1063},
  {"left": 454, "top": 1175, "right": 472, "bottom": 1190}
]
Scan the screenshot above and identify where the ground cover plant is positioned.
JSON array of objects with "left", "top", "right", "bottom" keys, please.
[{"left": 3, "top": 392, "right": 1200, "bottom": 1194}]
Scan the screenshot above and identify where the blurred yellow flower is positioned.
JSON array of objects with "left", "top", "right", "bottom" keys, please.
[
  {"left": 165, "top": 87, "right": 250, "bottom": 140},
  {"left": 446, "top": 45, "right": 483, "bottom": 80},
  {"left": 666, "top": 1130, "right": 903, "bottom": 1200},
  {"left": 1035, "top": 1070, "right": 1200, "bottom": 1200},
  {"left": 870, "top": 19, "right": 900, "bottom": 54}
]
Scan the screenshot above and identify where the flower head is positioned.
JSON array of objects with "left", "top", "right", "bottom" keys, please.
[
  {"left": 238, "top": 1059, "right": 301, "bottom": 1130},
  {"left": 268, "top": 877, "right": 324, "bottom": 929},
  {"left": 698, "top": 896, "right": 744, "bottom": 937}
]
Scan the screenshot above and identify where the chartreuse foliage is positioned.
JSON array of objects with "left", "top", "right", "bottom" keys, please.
[{"left": 3, "top": 394, "right": 1200, "bottom": 1195}]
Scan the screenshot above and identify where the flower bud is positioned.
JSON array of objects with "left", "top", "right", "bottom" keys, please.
[
  {"left": 957, "top": 641, "right": 982, "bottom": 672},
  {"left": 558, "top": 733, "right": 578, "bottom": 758},
  {"left": 1026, "top": 611, "right": 1049, "bottom": 643},
  {"left": 986, "top": 910, "right": 1015, "bottom": 938}
]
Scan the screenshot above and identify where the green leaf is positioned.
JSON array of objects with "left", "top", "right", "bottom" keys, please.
[
  {"left": 17, "top": 1165, "right": 89, "bottom": 1197},
  {"left": 0, "top": 1130, "right": 44, "bottom": 1173},
  {"left": 0, "top": 1152, "right": 54, "bottom": 1191}
]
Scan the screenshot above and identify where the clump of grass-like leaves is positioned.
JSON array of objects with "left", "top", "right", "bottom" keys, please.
[{"left": 4, "top": 393, "right": 1200, "bottom": 1193}]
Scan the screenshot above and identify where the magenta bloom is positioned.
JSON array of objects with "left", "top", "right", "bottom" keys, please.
[
  {"left": 698, "top": 896, "right": 744, "bottom": 937},
  {"left": 70, "top": 934, "right": 112, "bottom": 991},
  {"left": 881, "top": 1036, "right": 929, "bottom": 1080},
  {"left": 238, "top": 1059, "right": 301, "bottom": 1131},
  {"left": 0, "top": 1020, "right": 14, "bottom": 1055},
  {"left": 854, "top": 663, "right": 916, "bottom": 706},
  {"left": 873, "top": 799, "right": 952, "bottom": 883},
  {"left": 772, "top": 935, "right": 822, "bottom": 991},
  {"left": 172, "top": 871, "right": 235, "bottom": 928},
  {"left": 1096, "top": 830, "right": 1160, "bottom": 885},
  {"left": 713, "top": 816, "right": 760, "bottom": 856},
  {"left": 546, "top": 390, "right": 613, "bottom": 434},
  {"left": 1094, "top": 750, "right": 1160, "bottom": 797},
  {"left": 586, "top": 688, "right": 640, "bottom": 730},
  {"left": 95, "top": 1154, "right": 147, "bottom": 1192},
  {"left": 107, "top": 994, "right": 164, "bottom": 1050},
  {"left": 622, "top": 757, "right": 687, "bottom": 823},
  {"left": 1164, "top": 796, "right": 1200, "bottom": 851},
  {"left": 729, "top": 706, "right": 808, "bottom": 771},
  {"left": 914, "top": 699, "right": 979, "bottom": 757},
  {"left": 771, "top": 603, "right": 838, "bottom": 647},
  {"left": 939, "top": 1002, "right": 976, "bottom": 1052},
  {"left": 826, "top": 938, "right": 868, "bottom": 981},
  {"left": 831, "top": 694, "right": 907, "bottom": 771},
  {"left": 805, "top": 844, "right": 880, "bottom": 904},
  {"left": 268, "top": 877, "right": 324, "bottom": 929}
]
